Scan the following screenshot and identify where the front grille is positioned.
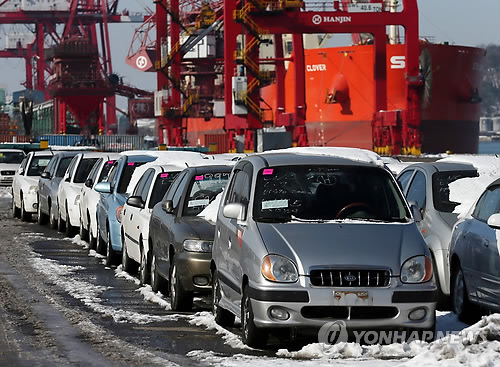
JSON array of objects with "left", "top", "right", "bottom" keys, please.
[
  {"left": 1, "top": 171, "right": 15, "bottom": 176},
  {"left": 301, "top": 306, "right": 398, "bottom": 320},
  {"left": 310, "top": 269, "right": 390, "bottom": 287}
]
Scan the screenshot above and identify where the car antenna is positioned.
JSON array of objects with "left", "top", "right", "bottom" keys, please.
[{"left": 185, "top": 162, "right": 190, "bottom": 167}]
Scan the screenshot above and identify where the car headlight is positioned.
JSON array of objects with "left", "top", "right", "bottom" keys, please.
[
  {"left": 116, "top": 206, "right": 124, "bottom": 223},
  {"left": 400, "top": 255, "right": 433, "bottom": 283},
  {"left": 74, "top": 195, "right": 80, "bottom": 206},
  {"left": 261, "top": 254, "right": 299, "bottom": 283},
  {"left": 183, "top": 240, "right": 213, "bottom": 253},
  {"left": 29, "top": 185, "right": 38, "bottom": 194}
]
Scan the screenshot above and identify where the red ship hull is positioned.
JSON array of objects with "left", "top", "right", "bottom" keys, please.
[{"left": 186, "top": 42, "right": 484, "bottom": 154}]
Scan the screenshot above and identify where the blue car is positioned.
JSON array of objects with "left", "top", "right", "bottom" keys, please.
[{"left": 94, "top": 154, "right": 157, "bottom": 266}]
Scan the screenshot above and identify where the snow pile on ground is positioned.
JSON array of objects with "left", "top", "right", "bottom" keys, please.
[
  {"left": 402, "top": 313, "right": 500, "bottom": 367},
  {"left": 265, "top": 147, "right": 384, "bottom": 167},
  {"left": 0, "top": 187, "right": 12, "bottom": 198},
  {"left": 439, "top": 155, "right": 500, "bottom": 217},
  {"left": 197, "top": 190, "right": 223, "bottom": 223}
]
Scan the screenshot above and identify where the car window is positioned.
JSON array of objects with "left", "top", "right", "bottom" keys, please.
[
  {"left": 0, "top": 151, "right": 25, "bottom": 164},
  {"left": 74, "top": 158, "right": 99, "bottom": 183},
  {"left": 182, "top": 171, "right": 231, "bottom": 216},
  {"left": 66, "top": 156, "right": 78, "bottom": 178},
  {"left": 44, "top": 157, "right": 56, "bottom": 175},
  {"left": 116, "top": 161, "right": 148, "bottom": 194},
  {"left": 473, "top": 187, "right": 500, "bottom": 222},
  {"left": 132, "top": 169, "right": 152, "bottom": 197},
  {"left": 432, "top": 170, "right": 478, "bottom": 213},
  {"left": 18, "top": 156, "right": 28, "bottom": 174},
  {"left": 87, "top": 159, "right": 101, "bottom": 182},
  {"left": 253, "top": 165, "right": 409, "bottom": 222},
  {"left": 100, "top": 160, "right": 117, "bottom": 183},
  {"left": 27, "top": 156, "right": 52, "bottom": 176},
  {"left": 148, "top": 171, "right": 180, "bottom": 209},
  {"left": 406, "top": 171, "right": 426, "bottom": 210},
  {"left": 397, "top": 170, "right": 414, "bottom": 192},
  {"left": 56, "top": 157, "right": 73, "bottom": 177},
  {"left": 140, "top": 170, "right": 155, "bottom": 203},
  {"left": 170, "top": 171, "right": 190, "bottom": 209},
  {"left": 225, "top": 165, "right": 252, "bottom": 209}
]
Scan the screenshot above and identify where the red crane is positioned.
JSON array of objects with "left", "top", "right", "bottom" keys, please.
[{"left": 0, "top": 0, "right": 148, "bottom": 135}]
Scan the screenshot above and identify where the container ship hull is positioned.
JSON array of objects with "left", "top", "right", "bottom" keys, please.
[{"left": 186, "top": 42, "right": 484, "bottom": 154}]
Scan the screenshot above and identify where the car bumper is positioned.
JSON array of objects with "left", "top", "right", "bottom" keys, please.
[
  {"left": 23, "top": 192, "right": 38, "bottom": 213},
  {"left": 176, "top": 251, "right": 212, "bottom": 294},
  {"left": 249, "top": 280, "right": 437, "bottom": 330}
]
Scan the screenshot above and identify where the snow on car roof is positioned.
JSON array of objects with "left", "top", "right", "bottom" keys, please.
[{"left": 264, "top": 147, "right": 385, "bottom": 167}]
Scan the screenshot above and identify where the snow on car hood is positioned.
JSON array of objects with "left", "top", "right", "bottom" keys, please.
[{"left": 256, "top": 221, "right": 427, "bottom": 275}]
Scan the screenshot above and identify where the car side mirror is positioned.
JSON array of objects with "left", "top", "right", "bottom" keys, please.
[
  {"left": 127, "top": 196, "right": 145, "bottom": 209},
  {"left": 65, "top": 176, "right": 71, "bottom": 182},
  {"left": 94, "top": 181, "right": 112, "bottom": 194},
  {"left": 223, "top": 203, "right": 246, "bottom": 221},
  {"left": 487, "top": 213, "right": 500, "bottom": 230},
  {"left": 40, "top": 171, "right": 51, "bottom": 179},
  {"left": 18, "top": 168, "right": 24, "bottom": 175},
  {"left": 85, "top": 178, "right": 93, "bottom": 188},
  {"left": 162, "top": 200, "right": 174, "bottom": 214},
  {"left": 409, "top": 202, "right": 422, "bottom": 222}
]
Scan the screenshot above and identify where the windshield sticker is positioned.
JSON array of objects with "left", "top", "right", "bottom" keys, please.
[
  {"left": 263, "top": 168, "right": 274, "bottom": 175},
  {"left": 127, "top": 162, "right": 135, "bottom": 166},
  {"left": 107, "top": 161, "right": 114, "bottom": 164},
  {"left": 195, "top": 175, "right": 204, "bottom": 181},
  {"left": 262, "top": 199, "right": 288, "bottom": 210},
  {"left": 160, "top": 173, "right": 169, "bottom": 178},
  {"left": 188, "top": 198, "right": 210, "bottom": 208}
]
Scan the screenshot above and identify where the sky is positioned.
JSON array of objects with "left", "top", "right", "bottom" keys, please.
[{"left": 0, "top": 0, "right": 499, "bottom": 107}]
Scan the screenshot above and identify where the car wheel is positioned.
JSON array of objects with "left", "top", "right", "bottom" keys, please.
[
  {"left": 20, "top": 196, "right": 31, "bottom": 222},
  {"left": 431, "top": 255, "right": 450, "bottom": 311},
  {"left": 37, "top": 197, "right": 48, "bottom": 225},
  {"left": 139, "top": 244, "right": 150, "bottom": 285},
  {"left": 122, "top": 236, "right": 138, "bottom": 274},
  {"left": 79, "top": 214, "right": 89, "bottom": 242},
  {"left": 241, "top": 285, "right": 265, "bottom": 348},
  {"left": 96, "top": 226, "right": 106, "bottom": 254},
  {"left": 48, "top": 202, "right": 58, "bottom": 229},
  {"left": 452, "top": 265, "right": 476, "bottom": 323},
  {"left": 89, "top": 230, "right": 97, "bottom": 250},
  {"left": 12, "top": 197, "right": 20, "bottom": 218},
  {"left": 169, "top": 260, "right": 193, "bottom": 311},
  {"left": 105, "top": 230, "right": 118, "bottom": 267},
  {"left": 150, "top": 254, "right": 166, "bottom": 294},
  {"left": 65, "top": 206, "right": 76, "bottom": 237},
  {"left": 212, "top": 269, "right": 235, "bottom": 326}
]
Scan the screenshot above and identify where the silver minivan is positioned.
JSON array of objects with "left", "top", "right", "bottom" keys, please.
[{"left": 211, "top": 152, "right": 437, "bottom": 347}]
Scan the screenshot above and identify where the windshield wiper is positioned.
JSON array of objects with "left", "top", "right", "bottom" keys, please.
[{"left": 254, "top": 216, "right": 291, "bottom": 223}]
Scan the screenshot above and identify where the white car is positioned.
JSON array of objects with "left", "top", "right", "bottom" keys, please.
[
  {"left": 12, "top": 151, "right": 53, "bottom": 221},
  {"left": 0, "top": 149, "right": 25, "bottom": 187},
  {"left": 79, "top": 153, "right": 120, "bottom": 247},
  {"left": 57, "top": 152, "right": 107, "bottom": 237},
  {"left": 121, "top": 163, "right": 184, "bottom": 283}
]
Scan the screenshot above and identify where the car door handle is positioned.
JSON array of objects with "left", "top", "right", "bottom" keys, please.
[{"left": 482, "top": 239, "right": 489, "bottom": 247}]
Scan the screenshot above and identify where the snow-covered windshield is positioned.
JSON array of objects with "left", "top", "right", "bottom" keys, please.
[{"left": 253, "top": 165, "right": 410, "bottom": 222}]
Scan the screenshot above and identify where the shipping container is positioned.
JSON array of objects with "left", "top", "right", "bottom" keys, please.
[{"left": 204, "top": 133, "right": 228, "bottom": 154}]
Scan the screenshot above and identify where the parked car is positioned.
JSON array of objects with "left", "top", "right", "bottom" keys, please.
[
  {"left": 94, "top": 154, "right": 158, "bottom": 266},
  {"left": 449, "top": 178, "right": 500, "bottom": 322},
  {"left": 397, "top": 162, "right": 478, "bottom": 307},
  {"left": 149, "top": 165, "right": 232, "bottom": 310},
  {"left": 37, "top": 151, "right": 80, "bottom": 228},
  {"left": 0, "top": 149, "right": 26, "bottom": 187},
  {"left": 212, "top": 152, "right": 437, "bottom": 347},
  {"left": 57, "top": 152, "right": 108, "bottom": 237},
  {"left": 121, "top": 164, "right": 185, "bottom": 284},
  {"left": 12, "top": 150, "right": 53, "bottom": 221},
  {"left": 79, "top": 153, "right": 120, "bottom": 247}
]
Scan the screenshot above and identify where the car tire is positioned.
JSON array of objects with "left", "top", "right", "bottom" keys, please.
[
  {"left": 20, "top": 197, "right": 31, "bottom": 222},
  {"left": 212, "top": 269, "right": 235, "bottom": 327},
  {"left": 89, "top": 230, "right": 97, "bottom": 250},
  {"left": 105, "top": 230, "right": 118, "bottom": 267},
  {"left": 452, "top": 265, "right": 477, "bottom": 324},
  {"left": 49, "top": 202, "right": 58, "bottom": 229},
  {"left": 122, "top": 237, "right": 138, "bottom": 274},
  {"left": 241, "top": 285, "right": 266, "bottom": 348},
  {"left": 169, "top": 260, "right": 193, "bottom": 311},
  {"left": 79, "top": 214, "right": 89, "bottom": 242},
  {"left": 37, "top": 197, "right": 48, "bottom": 225},
  {"left": 57, "top": 206, "right": 66, "bottom": 233},
  {"left": 12, "top": 197, "right": 20, "bottom": 218},
  {"left": 150, "top": 254, "right": 166, "bottom": 294},
  {"left": 96, "top": 227, "right": 106, "bottom": 254},
  {"left": 431, "top": 255, "right": 450, "bottom": 311},
  {"left": 139, "top": 244, "right": 150, "bottom": 285},
  {"left": 65, "top": 206, "right": 76, "bottom": 237}
]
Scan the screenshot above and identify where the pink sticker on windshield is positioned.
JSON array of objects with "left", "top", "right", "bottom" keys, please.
[
  {"left": 128, "top": 162, "right": 135, "bottom": 166},
  {"left": 160, "top": 173, "right": 169, "bottom": 178},
  {"left": 263, "top": 169, "right": 274, "bottom": 175},
  {"left": 195, "top": 175, "right": 204, "bottom": 181},
  {"left": 107, "top": 161, "right": 114, "bottom": 164}
]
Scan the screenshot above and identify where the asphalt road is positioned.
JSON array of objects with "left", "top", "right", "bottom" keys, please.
[{"left": 0, "top": 189, "right": 272, "bottom": 366}]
